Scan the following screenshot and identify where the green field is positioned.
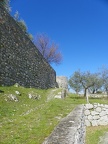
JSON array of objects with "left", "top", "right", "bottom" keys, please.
[{"left": 0, "top": 86, "right": 108, "bottom": 144}]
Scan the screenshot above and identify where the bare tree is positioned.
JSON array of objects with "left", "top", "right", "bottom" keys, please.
[{"left": 35, "top": 34, "right": 62, "bottom": 64}]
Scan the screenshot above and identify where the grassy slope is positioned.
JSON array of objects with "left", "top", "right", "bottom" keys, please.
[{"left": 0, "top": 86, "right": 108, "bottom": 144}]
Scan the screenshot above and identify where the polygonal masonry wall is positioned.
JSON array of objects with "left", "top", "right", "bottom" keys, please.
[
  {"left": 84, "top": 103, "right": 108, "bottom": 127},
  {"left": 0, "top": 4, "right": 56, "bottom": 89}
]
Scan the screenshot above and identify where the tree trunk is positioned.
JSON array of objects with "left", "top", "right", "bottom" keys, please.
[
  {"left": 106, "top": 88, "right": 108, "bottom": 98},
  {"left": 84, "top": 88, "right": 89, "bottom": 103},
  {"left": 86, "top": 89, "right": 89, "bottom": 103},
  {"left": 84, "top": 88, "right": 87, "bottom": 97},
  {"left": 93, "top": 89, "right": 95, "bottom": 94}
]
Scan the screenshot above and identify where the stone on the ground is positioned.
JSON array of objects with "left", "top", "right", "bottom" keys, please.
[
  {"left": 7, "top": 94, "right": 18, "bottom": 102},
  {"left": 15, "top": 91, "right": 21, "bottom": 96},
  {"left": 28, "top": 91, "right": 41, "bottom": 100}
]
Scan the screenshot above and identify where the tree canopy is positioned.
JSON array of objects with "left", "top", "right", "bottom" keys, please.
[{"left": 69, "top": 70, "right": 104, "bottom": 103}]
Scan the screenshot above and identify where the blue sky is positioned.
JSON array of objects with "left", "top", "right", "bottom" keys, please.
[{"left": 10, "top": 0, "right": 108, "bottom": 78}]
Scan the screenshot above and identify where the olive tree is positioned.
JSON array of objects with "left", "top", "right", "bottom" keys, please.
[
  {"left": 88, "top": 76, "right": 103, "bottom": 94},
  {"left": 69, "top": 70, "right": 100, "bottom": 103},
  {"left": 68, "top": 71, "right": 82, "bottom": 94}
]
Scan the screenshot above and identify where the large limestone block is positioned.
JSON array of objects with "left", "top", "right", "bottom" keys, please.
[
  {"left": 85, "top": 120, "right": 91, "bottom": 126},
  {"left": 88, "top": 115, "right": 93, "bottom": 120},
  {"left": 94, "top": 104, "right": 98, "bottom": 108},
  {"left": 100, "top": 111, "right": 107, "bottom": 117},
  {"left": 93, "top": 115, "right": 100, "bottom": 120},
  {"left": 100, "top": 115, "right": 108, "bottom": 121},
  {"left": 98, "top": 120, "right": 108, "bottom": 126},
  {"left": 91, "top": 111, "right": 99, "bottom": 116},
  {"left": 84, "top": 110, "right": 90, "bottom": 116},
  {"left": 85, "top": 104, "right": 93, "bottom": 109},
  {"left": 91, "top": 120, "right": 98, "bottom": 126},
  {"left": 95, "top": 107, "right": 102, "bottom": 112},
  {"left": 105, "top": 110, "right": 108, "bottom": 114},
  {"left": 105, "top": 105, "right": 108, "bottom": 109}
]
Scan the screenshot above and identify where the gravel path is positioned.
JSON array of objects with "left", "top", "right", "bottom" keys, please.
[
  {"left": 47, "top": 89, "right": 58, "bottom": 101},
  {"left": 98, "top": 132, "right": 108, "bottom": 144}
]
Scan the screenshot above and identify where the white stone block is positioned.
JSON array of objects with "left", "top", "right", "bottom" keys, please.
[
  {"left": 91, "top": 120, "right": 98, "bottom": 126},
  {"left": 100, "top": 104, "right": 104, "bottom": 107},
  {"left": 102, "top": 108, "right": 106, "bottom": 111},
  {"left": 15, "top": 91, "right": 20, "bottom": 95},
  {"left": 98, "top": 103, "right": 101, "bottom": 106},
  {"left": 100, "top": 115, "right": 108, "bottom": 121},
  {"left": 84, "top": 110, "right": 90, "bottom": 115},
  {"left": 85, "top": 120, "right": 91, "bottom": 126},
  {"left": 94, "top": 105, "right": 98, "bottom": 108},
  {"left": 93, "top": 115, "right": 100, "bottom": 120},
  {"left": 100, "top": 111, "right": 107, "bottom": 117},
  {"left": 88, "top": 115, "right": 93, "bottom": 120},
  {"left": 85, "top": 104, "right": 93, "bottom": 109},
  {"left": 105, "top": 105, "right": 108, "bottom": 108},
  {"left": 106, "top": 110, "right": 108, "bottom": 114},
  {"left": 91, "top": 111, "right": 99, "bottom": 116},
  {"left": 91, "top": 111, "right": 95, "bottom": 116},
  {"left": 95, "top": 107, "right": 101, "bottom": 112},
  {"left": 98, "top": 120, "right": 108, "bottom": 126},
  {"left": 55, "top": 95, "right": 61, "bottom": 99}
]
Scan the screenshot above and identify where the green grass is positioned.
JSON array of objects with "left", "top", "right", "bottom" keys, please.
[
  {"left": 86, "top": 126, "right": 108, "bottom": 144},
  {"left": 0, "top": 86, "right": 108, "bottom": 144},
  {"left": 0, "top": 86, "right": 77, "bottom": 144}
]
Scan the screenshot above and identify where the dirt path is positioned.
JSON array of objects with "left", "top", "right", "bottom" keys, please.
[
  {"left": 47, "top": 89, "right": 58, "bottom": 101},
  {"left": 98, "top": 132, "right": 108, "bottom": 144}
]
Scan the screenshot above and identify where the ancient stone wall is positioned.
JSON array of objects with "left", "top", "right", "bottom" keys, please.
[
  {"left": 43, "top": 103, "right": 108, "bottom": 143},
  {"left": 56, "top": 76, "right": 68, "bottom": 90},
  {"left": 43, "top": 105, "right": 86, "bottom": 144},
  {"left": 0, "top": 4, "right": 56, "bottom": 88},
  {"left": 84, "top": 103, "right": 108, "bottom": 126}
]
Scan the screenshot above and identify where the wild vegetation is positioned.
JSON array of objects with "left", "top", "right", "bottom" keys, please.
[{"left": 0, "top": 86, "right": 108, "bottom": 144}]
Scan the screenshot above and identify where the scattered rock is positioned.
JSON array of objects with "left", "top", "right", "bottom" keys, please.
[
  {"left": 7, "top": 94, "right": 18, "bottom": 102},
  {"left": 15, "top": 91, "right": 21, "bottom": 96},
  {"left": 55, "top": 94, "right": 61, "bottom": 99},
  {"left": 14, "top": 83, "right": 20, "bottom": 87},
  {"left": 28, "top": 91, "right": 41, "bottom": 100}
]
